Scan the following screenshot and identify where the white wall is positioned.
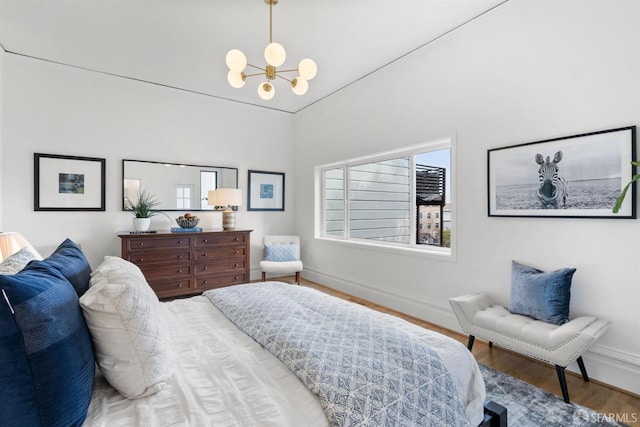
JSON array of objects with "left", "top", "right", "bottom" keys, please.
[
  {"left": 0, "top": 53, "right": 296, "bottom": 273},
  {"left": 293, "top": 0, "right": 640, "bottom": 394}
]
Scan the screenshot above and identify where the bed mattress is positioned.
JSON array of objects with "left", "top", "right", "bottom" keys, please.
[{"left": 84, "top": 291, "right": 485, "bottom": 426}]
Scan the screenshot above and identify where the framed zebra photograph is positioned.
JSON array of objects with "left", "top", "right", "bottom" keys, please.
[{"left": 487, "top": 126, "right": 636, "bottom": 218}]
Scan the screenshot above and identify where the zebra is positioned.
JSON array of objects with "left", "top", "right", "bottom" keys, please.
[{"left": 535, "top": 151, "right": 567, "bottom": 208}]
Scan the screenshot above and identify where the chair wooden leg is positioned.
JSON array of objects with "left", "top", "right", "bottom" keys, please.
[
  {"left": 576, "top": 356, "right": 589, "bottom": 382},
  {"left": 555, "top": 365, "right": 571, "bottom": 403},
  {"left": 261, "top": 272, "right": 266, "bottom": 282},
  {"left": 467, "top": 335, "right": 475, "bottom": 351},
  {"left": 295, "top": 271, "right": 300, "bottom": 285}
]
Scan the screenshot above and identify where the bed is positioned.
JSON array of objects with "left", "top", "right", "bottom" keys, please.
[{"left": 1, "top": 241, "right": 505, "bottom": 427}]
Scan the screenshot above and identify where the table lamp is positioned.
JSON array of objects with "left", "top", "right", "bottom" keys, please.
[
  {"left": 208, "top": 189, "right": 242, "bottom": 230},
  {"left": 0, "top": 232, "right": 40, "bottom": 262}
]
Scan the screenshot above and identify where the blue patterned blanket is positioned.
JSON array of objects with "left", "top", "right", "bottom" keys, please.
[{"left": 205, "top": 282, "right": 471, "bottom": 427}]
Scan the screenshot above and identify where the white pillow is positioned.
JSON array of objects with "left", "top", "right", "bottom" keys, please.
[
  {"left": 0, "top": 247, "right": 43, "bottom": 274},
  {"left": 79, "top": 256, "right": 173, "bottom": 399}
]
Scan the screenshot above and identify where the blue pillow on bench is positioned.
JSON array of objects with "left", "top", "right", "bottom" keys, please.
[
  {"left": 0, "top": 257, "right": 95, "bottom": 426},
  {"left": 508, "top": 260, "right": 576, "bottom": 325}
]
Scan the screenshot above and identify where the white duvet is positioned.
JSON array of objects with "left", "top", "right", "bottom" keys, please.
[{"left": 84, "top": 294, "right": 485, "bottom": 426}]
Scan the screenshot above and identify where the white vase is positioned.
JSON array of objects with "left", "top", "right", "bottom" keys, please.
[{"left": 132, "top": 217, "right": 151, "bottom": 232}]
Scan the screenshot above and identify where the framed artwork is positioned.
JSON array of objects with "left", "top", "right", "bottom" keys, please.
[
  {"left": 247, "top": 170, "right": 285, "bottom": 211},
  {"left": 34, "top": 153, "right": 106, "bottom": 211},
  {"left": 487, "top": 126, "right": 636, "bottom": 218}
]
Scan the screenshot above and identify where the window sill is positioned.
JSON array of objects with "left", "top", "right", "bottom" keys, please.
[{"left": 314, "top": 236, "right": 456, "bottom": 262}]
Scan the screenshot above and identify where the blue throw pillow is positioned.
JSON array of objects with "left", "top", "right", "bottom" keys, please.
[
  {"left": 507, "top": 260, "right": 576, "bottom": 325},
  {"left": 0, "top": 261, "right": 95, "bottom": 426},
  {"left": 264, "top": 244, "right": 299, "bottom": 262},
  {"left": 40, "top": 238, "right": 92, "bottom": 296}
]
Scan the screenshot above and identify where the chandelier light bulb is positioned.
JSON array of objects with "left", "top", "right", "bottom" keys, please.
[
  {"left": 297, "top": 58, "right": 317, "bottom": 80},
  {"left": 227, "top": 70, "right": 246, "bottom": 88},
  {"left": 226, "top": 49, "right": 247, "bottom": 72},
  {"left": 258, "top": 82, "right": 275, "bottom": 100},
  {"left": 291, "top": 77, "right": 309, "bottom": 95},
  {"left": 264, "top": 42, "right": 286, "bottom": 67}
]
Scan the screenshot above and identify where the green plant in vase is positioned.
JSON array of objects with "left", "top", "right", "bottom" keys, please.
[{"left": 127, "top": 189, "right": 162, "bottom": 231}]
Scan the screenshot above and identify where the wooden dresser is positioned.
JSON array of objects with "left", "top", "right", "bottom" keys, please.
[{"left": 118, "top": 229, "right": 251, "bottom": 299}]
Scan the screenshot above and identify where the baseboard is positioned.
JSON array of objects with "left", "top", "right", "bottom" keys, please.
[{"left": 303, "top": 267, "right": 640, "bottom": 396}]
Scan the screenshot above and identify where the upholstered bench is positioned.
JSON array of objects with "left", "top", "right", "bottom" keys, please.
[{"left": 449, "top": 292, "right": 609, "bottom": 403}]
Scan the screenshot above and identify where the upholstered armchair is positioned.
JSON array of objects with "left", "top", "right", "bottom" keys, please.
[{"left": 259, "top": 235, "right": 303, "bottom": 284}]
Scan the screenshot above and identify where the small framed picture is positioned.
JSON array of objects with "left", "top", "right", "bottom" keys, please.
[
  {"left": 247, "top": 170, "right": 285, "bottom": 211},
  {"left": 487, "top": 126, "right": 636, "bottom": 218},
  {"left": 34, "top": 153, "right": 106, "bottom": 211}
]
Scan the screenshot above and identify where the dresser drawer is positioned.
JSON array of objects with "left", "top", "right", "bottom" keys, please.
[
  {"left": 194, "top": 246, "right": 246, "bottom": 261},
  {"left": 126, "top": 236, "right": 192, "bottom": 251},
  {"left": 194, "top": 259, "right": 245, "bottom": 275},
  {"left": 126, "top": 250, "right": 191, "bottom": 265},
  {"left": 119, "top": 230, "right": 251, "bottom": 299},
  {"left": 195, "top": 273, "right": 246, "bottom": 291},
  {"left": 138, "top": 264, "right": 191, "bottom": 280},
  {"left": 148, "top": 278, "right": 193, "bottom": 298},
  {"left": 195, "top": 233, "right": 246, "bottom": 246}
]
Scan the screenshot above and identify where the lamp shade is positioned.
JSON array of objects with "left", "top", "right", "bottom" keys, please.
[
  {"left": 298, "top": 58, "right": 317, "bottom": 80},
  {"left": 264, "top": 42, "right": 286, "bottom": 67},
  {"left": 209, "top": 189, "right": 242, "bottom": 207},
  {"left": 0, "top": 232, "right": 39, "bottom": 262}
]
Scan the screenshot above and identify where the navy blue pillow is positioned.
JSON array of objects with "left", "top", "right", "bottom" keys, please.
[
  {"left": 507, "top": 260, "right": 576, "bottom": 325},
  {"left": 40, "top": 238, "right": 92, "bottom": 296},
  {"left": 0, "top": 261, "right": 95, "bottom": 427}
]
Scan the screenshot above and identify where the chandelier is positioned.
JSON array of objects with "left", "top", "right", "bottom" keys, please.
[{"left": 225, "top": 0, "right": 317, "bottom": 100}]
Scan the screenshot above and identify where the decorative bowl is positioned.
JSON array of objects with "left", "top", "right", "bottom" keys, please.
[{"left": 176, "top": 217, "right": 200, "bottom": 228}]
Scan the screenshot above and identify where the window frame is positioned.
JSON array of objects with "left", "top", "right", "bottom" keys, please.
[{"left": 315, "top": 135, "right": 456, "bottom": 260}]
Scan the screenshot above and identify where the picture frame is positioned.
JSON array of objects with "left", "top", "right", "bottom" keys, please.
[
  {"left": 487, "top": 126, "right": 636, "bottom": 218},
  {"left": 247, "top": 170, "right": 285, "bottom": 211},
  {"left": 34, "top": 153, "right": 106, "bottom": 211}
]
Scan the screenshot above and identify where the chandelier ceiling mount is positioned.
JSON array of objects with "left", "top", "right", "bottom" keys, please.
[{"left": 225, "top": 0, "right": 317, "bottom": 100}]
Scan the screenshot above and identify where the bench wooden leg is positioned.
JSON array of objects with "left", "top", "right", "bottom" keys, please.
[
  {"left": 577, "top": 356, "right": 589, "bottom": 382},
  {"left": 261, "top": 272, "right": 266, "bottom": 282},
  {"left": 489, "top": 341, "right": 493, "bottom": 348},
  {"left": 555, "top": 365, "right": 571, "bottom": 403},
  {"left": 467, "top": 335, "right": 475, "bottom": 351},
  {"left": 295, "top": 271, "right": 300, "bottom": 285}
]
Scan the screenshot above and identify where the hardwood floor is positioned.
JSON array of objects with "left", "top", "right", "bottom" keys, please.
[{"left": 296, "top": 278, "right": 640, "bottom": 426}]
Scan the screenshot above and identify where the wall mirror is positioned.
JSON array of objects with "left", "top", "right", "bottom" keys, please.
[{"left": 123, "top": 159, "right": 238, "bottom": 211}]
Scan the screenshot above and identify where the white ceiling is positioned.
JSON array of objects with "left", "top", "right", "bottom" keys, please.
[{"left": 0, "top": 0, "right": 508, "bottom": 114}]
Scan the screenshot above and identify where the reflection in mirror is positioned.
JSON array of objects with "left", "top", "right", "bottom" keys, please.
[{"left": 123, "top": 159, "right": 238, "bottom": 211}]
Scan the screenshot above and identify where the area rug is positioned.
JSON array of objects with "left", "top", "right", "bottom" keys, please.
[{"left": 480, "top": 364, "right": 629, "bottom": 427}]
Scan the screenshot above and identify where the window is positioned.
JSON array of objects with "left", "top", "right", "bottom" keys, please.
[
  {"left": 318, "top": 137, "right": 453, "bottom": 254},
  {"left": 175, "top": 186, "right": 192, "bottom": 209}
]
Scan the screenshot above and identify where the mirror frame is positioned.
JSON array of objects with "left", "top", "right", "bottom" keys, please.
[{"left": 122, "top": 159, "right": 238, "bottom": 211}]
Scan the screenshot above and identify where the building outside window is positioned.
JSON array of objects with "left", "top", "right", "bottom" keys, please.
[{"left": 319, "top": 138, "right": 452, "bottom": 253}]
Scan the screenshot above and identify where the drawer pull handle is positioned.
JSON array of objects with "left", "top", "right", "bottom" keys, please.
[
  {"left": 178, "top": 255, "right": 182, "bottom": 259},
  {"left": 234, "top": 263, "right": 239, "bottom": 267},
  {"left": 203, "top": 239, "right": 208, "bottom": 243},
  {"left": 178, "top": 269, "right": 182, "bottom": 273},
  {"left": 234, "top": 250, "right": 239, "bottom": 254},
  {"left": 178, "top": 240, "right": 182, "bottom": 244},
  {"left": 139, "top": 243, "right": 144, "bottom": 246},
  {"left": 202, "top": 253, "right": 207, "bottom": 257},
  {"left": 203, "top": 267, "right": 208, "bottom": 270},
  {"left": 234, "top": 238, "right": 239, "bottom": 241},
  {"left": 177, "top": 283, "right": 183, "bottom": 288},
  {"left": 139, "top": 258, "right": 144, "bottom": 262},
  {"left": 203, "top": 280, "right": 208, "bottom": 284}
]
